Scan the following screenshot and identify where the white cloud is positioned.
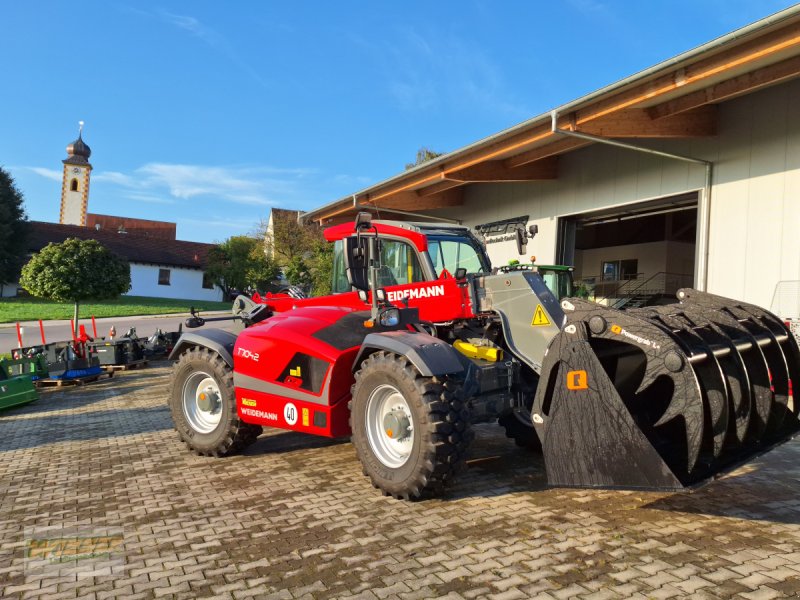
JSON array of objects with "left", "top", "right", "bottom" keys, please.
[
  {"left": 155, "top": 10, "right": 269, "bottom": 89},
  {"left": 92, "top": 171, "right": 135, "bottom": 186},
  {"left": 23, "top": 167, "right": 62, "bottom": 181},
  {"left": 18, "top": 160, "right": 355, "bottom": 215},
  {"left": 354, "top": 28, "right": 529, "bottom": 118},
  {"left": 123, "top": 192, "right": 175, "bottom": 205}
]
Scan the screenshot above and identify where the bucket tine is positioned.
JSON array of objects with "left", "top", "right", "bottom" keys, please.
[
  {"left": 720, "top": 299, "right": 800, "bottom": 420},
  {"left": 680, "top": 310, "right": 766, "bottom": 441},
  {"left": 680, "top": 289, "right": 800, "bottom": 426},
  {"left": 678, "top": 290, "right": 786, "bottom": 441},
  {"left": 636, "top": 307, "right": 730, "bottom": 458}
]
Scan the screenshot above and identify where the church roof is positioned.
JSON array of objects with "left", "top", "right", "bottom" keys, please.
[
  {"left": 28, "top": 221, "right": 213, "bottom": 270},
  {"left": 63, "top": 129, "right": 92, "bottom": 166}
]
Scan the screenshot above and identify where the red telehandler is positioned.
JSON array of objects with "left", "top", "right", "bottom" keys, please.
[{"left": 168, "top": 213, "right": 800, "bottom": 499}]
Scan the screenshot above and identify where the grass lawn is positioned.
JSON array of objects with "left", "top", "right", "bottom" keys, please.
[{"left": 0, "top": 295, "right": 231, "bottom": 323}]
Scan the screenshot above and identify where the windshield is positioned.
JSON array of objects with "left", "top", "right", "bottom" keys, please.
[{"left": 427, "top": 235, "right": 490, "bottom": 276}]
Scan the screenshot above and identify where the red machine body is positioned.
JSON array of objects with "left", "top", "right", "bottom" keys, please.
[{"left": 235, "top": 276, "right": 475, "bottom": 438}]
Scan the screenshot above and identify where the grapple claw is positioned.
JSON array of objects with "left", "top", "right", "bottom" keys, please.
[{"left": 532, "top": 289, "right": 800, "bottom": 491}]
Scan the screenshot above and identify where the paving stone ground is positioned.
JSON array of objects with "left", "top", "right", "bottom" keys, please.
[{"left": 2, "top": 361, "right": 800, "bottom": 599}]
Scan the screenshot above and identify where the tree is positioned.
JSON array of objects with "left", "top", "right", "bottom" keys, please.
[
  {"left": 246, "top": 238, "right": 281, "bottom": 292},
  {"left": 0, "top": 167, "right": 30, "bottom": 296},
  {"left": 261, "top": 212, "right": 332, "bottom": 296},
  {"left": 19, "top": 238, "right": 130, "bottom": 335},
  {"left": 405, "top": 147, "right": 443, "bottom": 170},
  {"left": 205, "top": 235, "right": 279, "bottom": 299}
]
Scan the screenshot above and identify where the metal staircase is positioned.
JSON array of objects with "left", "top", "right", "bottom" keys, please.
[{"left": 610, "top": 272, "right": 694, "bottom": 309}]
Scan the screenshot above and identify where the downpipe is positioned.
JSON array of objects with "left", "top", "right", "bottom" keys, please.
[{"left": 550, "top": 110, "right": 713, "bottom": 291}]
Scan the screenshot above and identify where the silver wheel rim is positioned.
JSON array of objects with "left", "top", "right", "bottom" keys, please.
[
  {"left": 182, "top": 371, "right": 223, "bottom": 434},
  {"left": 365, "top": 383, "right": 414, "bottom": 468}
]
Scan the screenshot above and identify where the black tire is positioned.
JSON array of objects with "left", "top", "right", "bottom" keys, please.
[
  {"left": 350, "top": 351, "right": 472, "bottom": 500},
  {"left": 169, "top": 347, "right": 262, "bottom": 457},
  {"left": 498, "top": 410, "right": 542, "bottom": 451}
]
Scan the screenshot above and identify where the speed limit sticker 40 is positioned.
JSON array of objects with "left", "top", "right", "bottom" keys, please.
[{"left": 284, "top": 402, "right": 298, "bottom": 426}]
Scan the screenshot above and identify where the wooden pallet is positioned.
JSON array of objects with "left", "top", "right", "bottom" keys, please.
[
  {"left": 35, "top": 371, "right": 114, "bottom": 388},
  {"left": 101, "top": 360, "right": 149, "bottom": 373}
]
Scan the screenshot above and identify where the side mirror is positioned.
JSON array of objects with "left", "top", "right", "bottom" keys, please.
[
  {"left": 355, "top": 211, "right": 372, "bottom": 230},
  {"left": 455, "top": 267, "right": 467, "bottom": 280},
  {"left": 515, "top": 227, "right": 528, "bottom": 256}
]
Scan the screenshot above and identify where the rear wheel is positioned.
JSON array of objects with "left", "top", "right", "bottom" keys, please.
[
  {"left": 498, "top": 408, "right": 542, "bottom": 450},
  {"left": 169, "top": 347, "right": 262, "bottom": 456},
  {"left": 350, "top": 352, "right": 471, "bottom": 499},
  {"left": 499, "top": 380, "right": 542, "bottom": 451}
]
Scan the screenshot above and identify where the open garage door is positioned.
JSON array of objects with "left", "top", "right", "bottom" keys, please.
[{"left": 557, "top": 192, "right": 698, "bottom": 307}]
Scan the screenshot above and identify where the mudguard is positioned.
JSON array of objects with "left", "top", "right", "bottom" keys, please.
[
  {"left": 168, "top": 329, "right": 238, "bottom": 366},
  {"left": 353, "top": 331, "right": 465, "bottom": 377}
]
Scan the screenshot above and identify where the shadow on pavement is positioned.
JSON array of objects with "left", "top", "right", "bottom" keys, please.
[
  {"left": 643, "top": 443, "right": 800, "bottom": 525},
  {"left": 0, "top": 405, "right": 172, "bottom": 452}
]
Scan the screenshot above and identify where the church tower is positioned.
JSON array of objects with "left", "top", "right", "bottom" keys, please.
[{"left": 59, "top": 121, "right": 92, "bottom": 226}]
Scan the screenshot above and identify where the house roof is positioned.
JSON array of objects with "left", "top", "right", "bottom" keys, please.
[
  {"left": 28, "top": 221, "right": 213, "bottom": 269},
  {"left": 302, "top": 5, "right": 800, "bottom": 224}
]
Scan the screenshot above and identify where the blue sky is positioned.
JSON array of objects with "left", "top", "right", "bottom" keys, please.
[{"left": 2, "top": 1, "right": 795, "bottom": 242}]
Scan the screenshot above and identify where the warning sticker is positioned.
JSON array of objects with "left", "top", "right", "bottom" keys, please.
[
  {"left": 302, "top": 407, "right": 310, "bottom": 427},
  {"left": 531, "top": 305, "right": 551, "bottom": 327}
]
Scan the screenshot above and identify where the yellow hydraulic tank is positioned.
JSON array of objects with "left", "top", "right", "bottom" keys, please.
[{"left": 453, "top": 340, "right": 503, "bottom": 362}]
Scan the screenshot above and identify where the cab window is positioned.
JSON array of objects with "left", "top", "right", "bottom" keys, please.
[
  {"left": 377, "top": 239, "right": 424, "bottom": 287},
  {"left": 428, "top": 238, "right": 488, "bottom": 276},
  {"left": 540, "top": 269, "right": 573, "bottom": 300},
  {"left": 331, "top": 240, "right": 350, "bottom": 293}
]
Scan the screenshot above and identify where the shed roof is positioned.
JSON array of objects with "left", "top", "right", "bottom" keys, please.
[{"left": 303, "top": 5, "right": 800, "bottom": 224}]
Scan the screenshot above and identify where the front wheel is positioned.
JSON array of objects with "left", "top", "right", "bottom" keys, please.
[
  {"left": 350, "top": 352, "right": 471, "bottom": 500},
  {"left": 168, "top": 347, "right": 262, "bottom": 456}
]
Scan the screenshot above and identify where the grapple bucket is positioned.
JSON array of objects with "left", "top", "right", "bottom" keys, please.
[{"left": 531, "top": 289, "right": 800, "bottom": 490}]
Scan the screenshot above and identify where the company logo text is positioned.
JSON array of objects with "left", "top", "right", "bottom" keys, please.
[{"left": 386, "top": 284, "right": 445, "bottom": 303}]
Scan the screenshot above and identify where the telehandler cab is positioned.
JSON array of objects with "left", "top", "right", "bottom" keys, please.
[{"left": 168, "top": 212, "right": 800, "bottom": 499}]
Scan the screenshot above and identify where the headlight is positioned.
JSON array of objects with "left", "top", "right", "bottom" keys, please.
[{"left": 379, "top": 308, "right": 400, "bottom": 327}]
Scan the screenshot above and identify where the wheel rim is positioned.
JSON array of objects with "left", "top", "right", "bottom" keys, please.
[
  {"left": 182, "top": 371, "right": 223, "bottom": 434},
  {"left": 365, "top": 383, "right": 414, "bottom": 468}
]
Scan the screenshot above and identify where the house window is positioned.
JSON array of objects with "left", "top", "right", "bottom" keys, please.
[
  {"left": 202, "top": 272, "right": 214, "bottom": 289},
  {"left": 70, "top": 178, "right": 79, "bottom": 192},
  {"left": 602, "top": 259, "right": 638, "bottom": 281},
  {"left": 158, "top": 269, "right": 171, "bottom": 285}
]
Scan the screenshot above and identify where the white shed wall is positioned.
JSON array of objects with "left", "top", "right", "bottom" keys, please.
[
  {"left": 127, "top": 263, "right": 223, "bottom": 301},
  {"left": 429, "top": 78, "right": 800, "bottom": 310}
]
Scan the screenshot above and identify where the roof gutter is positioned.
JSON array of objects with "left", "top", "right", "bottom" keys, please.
[{"left": 301, "top": 5, "right": 800, "bottom": 224}]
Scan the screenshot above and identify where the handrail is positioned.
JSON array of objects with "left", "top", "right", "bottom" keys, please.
[{"left": 608, "top": 272, "right": 694, "bottom": 309}]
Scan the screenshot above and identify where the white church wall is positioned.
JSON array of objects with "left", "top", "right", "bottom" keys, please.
[{"left": 127, "top": 263, "right": 223, "bottom": 301}]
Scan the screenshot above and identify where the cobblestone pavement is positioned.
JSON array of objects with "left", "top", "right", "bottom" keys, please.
[{"left": 2, "top": 362, "right": 800, "bottom": 599}]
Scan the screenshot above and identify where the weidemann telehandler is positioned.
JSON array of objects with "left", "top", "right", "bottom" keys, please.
[{"left": 168, "top": 213, "right": 800, "bottom": 499}]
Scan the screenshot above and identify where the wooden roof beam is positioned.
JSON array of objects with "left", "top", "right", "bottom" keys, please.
[
  {"left": 648, "top": 54, "right": 800, "bottom": 119},
  {"left": 446, "top": 157, "right": 557, "bottom": 181},
  {"left": 368, "top": 187, "right": 464, "bottom": 211},
  {"left": 416, "top": 178, "right": 464, "bottom": 197},
  {"left": 504, "top": 138, "right": 591, "bottom": 168},
  {"left": 576, "top": 105, "right": 717, "bottom": 137},
  {"left": 571, "top": 21, "right": 800, "bottom": 127}
]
